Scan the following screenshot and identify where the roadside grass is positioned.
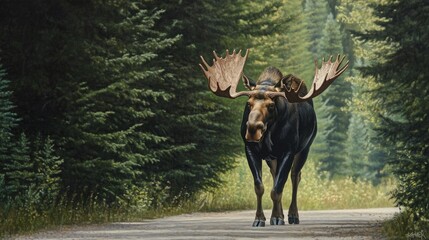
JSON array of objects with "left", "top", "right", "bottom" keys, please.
[
  {"left": 0, "top": 157, "right": 395, "bottom": 238},
  {"left": 196, "top": 157, "right": 395, "bottom": 212},
  {"left": 0, "top": 198, "right": 196, "bottom": 239},
  {"left": 382, "top": 211, "right": 429, "bottom": 240}
]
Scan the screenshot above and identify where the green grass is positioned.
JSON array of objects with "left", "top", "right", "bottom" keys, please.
[
  {"left": 382, "top": 211, "right": 429, "bottom": 240},
  {"left": 0, "top": 184, "right": 201, "bottom": 239},
  {"left": 0, "top": 198, "right": 197, "bottom": 239},
  {"left": 195, "top": 157, "right": 395, "bottom": 212}
]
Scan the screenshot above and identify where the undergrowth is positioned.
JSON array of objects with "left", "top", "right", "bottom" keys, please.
[
  {"left": 195, "top": 157, "right": 395, "bottom": 212},
  {"left": 383, "top": 210, "right": 429, "bottom": 240}
]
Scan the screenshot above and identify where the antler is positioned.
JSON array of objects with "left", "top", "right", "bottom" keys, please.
[
  {"left": 199, "top": 49, "right": 252, "bottom": 98},
  {"left": 280, "top": 55, "right": 349, "bottom": 102}
]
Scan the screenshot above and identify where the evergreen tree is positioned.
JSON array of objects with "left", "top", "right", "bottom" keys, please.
[
  {"left": 344, "top": 111, "right": 368, "bottom": 179},
  {"left": 311, "top": 98, "right": 336, "bottom": 176},
  {"left": 3, "top": 133, "right": 35, "bottom": 200},
  {"left": 304, "top": 0, "right": 329, "bottom": 55},
  {"left": 319, "top": 13, "right": 343, "bottom": 59},
  {"left": 0, "top": 1, "right": 179, "bottom": 203},
  {"left": 0, "top": 65, "right": 20, "bottom": 201},
  {"left": 343, "top": 85, "right": 388, "bottom": 185},
  {"left": 251, "top": 0, "right": 313, "bottom": 82},
  {"left": 358, "top": 0, "right": 429, "bottom": 219},
  {"left": 317, "top": 13, "right": 351, "bottom": 178},
  {"left": 0, "top": 0, "right": 285, "bottom": 204},
  {"left": 336, "top": 0, "right": 390, "bottom": 183},
  {"left": 327, "top": 0, "right": 338, "bottom": 17},
  {"left": 365, "top": 129, "right": 389, "bottom": 185},
  {"left": 34, "top": 136, "right": 63, "bottom": 204},
  {"left": 0, "top": 65, "right": 18, "bottom": 167},
  {"left": 58, "top": 2, "right": 179, "bottom": 202}
]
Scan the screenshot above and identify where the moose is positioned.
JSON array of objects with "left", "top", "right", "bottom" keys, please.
[{"left": 199, "top": 49, "right": 348, "bottom": 227}]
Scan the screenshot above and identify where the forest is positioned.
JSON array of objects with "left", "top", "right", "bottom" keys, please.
[{"left": 0, "top": 0, "right": 428, "bottom": 237}]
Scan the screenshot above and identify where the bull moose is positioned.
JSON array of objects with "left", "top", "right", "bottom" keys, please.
[{"left": 199, "top": 49, "right": 348, "bottom": 227}]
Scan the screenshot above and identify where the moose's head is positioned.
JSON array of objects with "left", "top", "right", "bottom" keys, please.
[
  {"left": 199, "top": 49, "right": 348, "bottom": 142},
  {"left": 242, "top": 69, "right": 307, "bottom": 142}
]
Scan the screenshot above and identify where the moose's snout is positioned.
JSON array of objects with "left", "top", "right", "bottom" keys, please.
[
  {"left": 246, "top": 120, "right": 265, "bottom": 142},
  {"left": 247, "top": 121, "right": 265, "bottom": 133}
]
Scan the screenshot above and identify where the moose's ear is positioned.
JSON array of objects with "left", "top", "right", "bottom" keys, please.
[
  {"left": 275, "top": 74, "right": 291, "bottom": 91},
  {"left": 242, "top": 74, "right": 256, "bottom": 90},
  {"left": 277, "top": 74, "right": 303, "bottom": 91},
  {"left": 277, "top": 74, "right": 307, "bottom": 97}
]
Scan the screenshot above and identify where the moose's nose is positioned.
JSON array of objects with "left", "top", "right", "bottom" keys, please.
[
  {"left": 247, "top": 121, "right": 264, "bottom": 133},
  {"left": 246, "top": 121, "right": 265, "bottom": 142}
]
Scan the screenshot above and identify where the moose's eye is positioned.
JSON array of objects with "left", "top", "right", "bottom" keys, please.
[{"left": 268, "top": 103, "right": 275, "bottom": 111}]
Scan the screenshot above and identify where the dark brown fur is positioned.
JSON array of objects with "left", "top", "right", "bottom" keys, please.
[
  {"left": 257, "top": 67, "right": 283, "bottom": 85},
  {"left": 257, "top": 67, "right": 308, "bottom": 97}
]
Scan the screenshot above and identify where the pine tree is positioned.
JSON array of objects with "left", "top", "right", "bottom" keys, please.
[
  {"left": 0, "top": 1, "right": 181, "bottom": 203},
  {"left": 34, "top": 136, "right": 63, "bottom": 204},
  {"left": 3, "top": 133, "right": 35, "bottom": 200},
  {"left": 365, "top": 129, "right": 389, "bottom": 185},
  {"left": 357, "top": 0, "right": 429, "bottom": 219},
  {"left": 58, "top": 2, "right": 180, "bottom": 203},
  {"left": 319, "top": 14, "right": 344, "bottom": 57},
  {"left": 0, "top": 0, "right": 283, "bottom": 204},
  {"left": 0, "top": 65, "right": 18, "bottom": 166},
  {"left": 316, "top": 13, "right": 351, "bottom": 178},
  {"left": 0, "top": 64, "right": 20, "bottom": 201},
  {"left": 251, "top": 0, "right": 314, "bottom": 82},
  {"left": 344, "top": 111, "right": 368, "bottom": 179},
  {"left": 304, "top": 3, "right": 353, "bottom": 178},
  {"left": 336, "top": 0, "right": 391, "bottom": 183},
  {"left": 311, "top": 98, "right": 336, "bottom": 176},
  {"left": 343, "top": 111, "right": 388, "bottom": 185},
  {"left": 327, "top": 0, "right": 338, "bottom": 17},
  {"left": 304, "top": 0, "right": 329, "bottom": 55}
]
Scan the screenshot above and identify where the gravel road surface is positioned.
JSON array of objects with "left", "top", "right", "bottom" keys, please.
[{"left": 16, "top": 207, "right": 398, "bottom": 240}]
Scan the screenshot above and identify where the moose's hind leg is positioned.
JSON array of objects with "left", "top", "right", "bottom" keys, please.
[{"left": 288, "top": 170, "right": 301, "bottom": 224}]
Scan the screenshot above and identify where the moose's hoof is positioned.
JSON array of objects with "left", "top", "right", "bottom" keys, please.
[
  {"left": 270, "top": 217, "right": 285, "bottom": 225},
  {"left": 252, "top": 219, "right": 265, "bottom": 227},
  {"left": 288, "top": 215, "right": 300, "bottom": 224}
]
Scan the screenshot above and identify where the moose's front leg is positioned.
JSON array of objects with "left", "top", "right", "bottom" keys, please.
[
  {"left": 288, "top": 149, "right": 310, "bottom": 224},
  {"left": 245, "top": 145, "right": 266, "bottom": 227},
  {"left": 270, "top": 152, "right": 293, "bottom": 225}
]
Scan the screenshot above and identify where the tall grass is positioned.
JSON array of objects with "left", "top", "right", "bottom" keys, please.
[
  {"left": 0, "top": 189, "right": 192, "bottom": 238},
  {"left": 0, "top": 200, "right": 132, "bottom": 238},
  {"left": 383, "top": 211, "right": 429, "bottom": 239},
  {"left": 196, "top": 157, "right": 395, "bottom": 212}
]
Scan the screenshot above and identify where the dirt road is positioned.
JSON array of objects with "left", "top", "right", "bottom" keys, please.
[{"left": 18, "top": 208, "right": 398, "bottom": 240}]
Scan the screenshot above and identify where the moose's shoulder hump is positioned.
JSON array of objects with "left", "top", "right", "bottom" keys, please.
[{"left": 257, "top": 67, "right": 283, "bottom": 85}]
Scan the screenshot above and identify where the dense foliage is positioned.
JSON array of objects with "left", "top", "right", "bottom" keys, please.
[
  {"left": 0, "top": 0, "right": 281, "bottom": 205},
  {"left": 338, "top": 0, "right": 429, "bottom": 231},
  {"left": 317, "top": 13, "right": 352, "bottom": 178},
  {"left": 357, "top": 0, "right": 429, "bottom": 220}
]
